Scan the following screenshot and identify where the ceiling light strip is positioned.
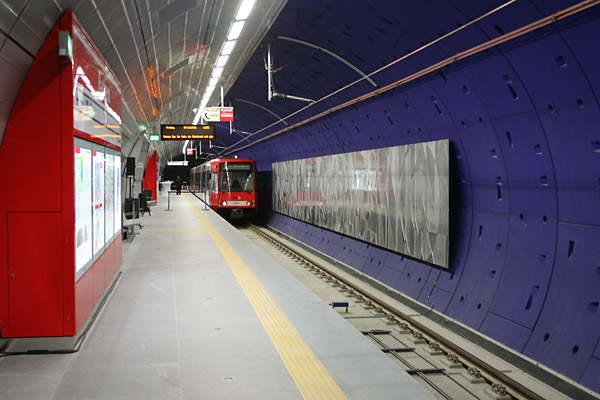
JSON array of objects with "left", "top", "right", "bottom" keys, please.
[{"left": 193, "top": 0, "right": 257, "bottom": 124}]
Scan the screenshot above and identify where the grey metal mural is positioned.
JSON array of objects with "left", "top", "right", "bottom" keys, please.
[{"left": 272, "top": 139, "right": 449, "bottom": 268}]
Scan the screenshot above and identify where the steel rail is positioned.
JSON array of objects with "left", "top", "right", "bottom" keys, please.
[
  {"left": 364, "top": 331, "right": 456, "bottom": 400},
  {"left": 248, "top": 223, "right": 543, "bottom": 400}
]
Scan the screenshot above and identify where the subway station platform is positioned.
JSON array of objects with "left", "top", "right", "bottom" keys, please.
[{"left": 0, "top": 193, "right": 434, "bottom": 400}]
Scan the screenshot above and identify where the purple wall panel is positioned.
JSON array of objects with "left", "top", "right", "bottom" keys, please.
[
  {"left": 505, "top": 33, "right": 600, "bottom": 226},
  {"left": 381, "top": 251, "right": 407, "bottom": 275},
  {"left": 485, "top": 113, "right": 558, "bottom": 328},
  {"left": 523, "top": 223, "right": 600, "bottom": 380},
  {"left": 456, "top": 124, "right": 510, "bottom": 214},
  {"left": 491, "top": 113, "right": 557, "bottom": 220},
  {"left": 419, "top": 286, "right": 452, "bottom": 313},
  {"left": 429, "top": 69, "right": 510, "bottom": 215},
  {"left": 461, "top": 56, "right": 535, "bottom": 119},
  {"left": 302, "top": 225, "right": 319, "bottom": 248},
  {"left": 580, "top": 357, "right": 600, "bottom": 394},
  {"left": 337, "top": 236, "right": 368, "bottom": 268},
  {"left": 403, "top": 86, "right": 454, "bottom": 130},
  {"left": 429, "top": 70, "right": 491, "bottom": 122},
  {"left": 350, "top": 103, "right": 391, "bottom": 148},
  {"left": 380, "top": 95, "right": 431, "bottom": 146},
  {"left": 480, "top": 313, "right": 532, "bottom": 352},
  {"left": 394, "top": 259, "right": 431, "bottom": 300},
  {"left": 377, "top": 266, "right": 403, "bottom": 289},
  {"left": 561, "top": 17, "right": 600, "bottom": 101},
  {"left": 362, "top": 246, "right": 387, "bottom": 278},
  {"left": 487, "top": 219, "right": 555, "bottom": 328},
  {"left": 424, "top": 266, "right": 458, "bottom": 310},
  {"left": 445, "top": 212, "right": 509, "bottom": 329}
]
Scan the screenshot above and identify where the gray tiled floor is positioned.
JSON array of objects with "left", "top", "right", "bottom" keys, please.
[{"left": 0, "top": 194, "right": 434, "bottom": 400}]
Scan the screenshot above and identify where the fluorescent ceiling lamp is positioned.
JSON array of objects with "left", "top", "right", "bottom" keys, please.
[
  {"left": 236, "top": 0, "right": 256, "bottom": 20},
  {"left": 228, "top": 20, "right": 245, "bottom": 40},
  {"left": 192, "top": 111, "right": 201, "bottom": 125},
  {"left": 182, "top": 140, "right": 189, "bottom": 155},
  {"left": 211, "top": 67, "right": 224, "bottom": 78},
  {"left": 216, "top": 54, "right": 229, "bottom": 68},
  {"left": 205, "top": 84, "right": 215, "bottom": 94},
  {"left": 221, "top": 40, "right": 236, "bottom": 56},
  {"left": 202, "top": 91, "right": 214, "bottom": 104},
  {"left": 209, "top": 76, "right": 219, "bottom": 87}
]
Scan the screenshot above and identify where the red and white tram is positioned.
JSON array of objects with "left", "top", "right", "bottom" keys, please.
[{"left": 190, "top": 158, "right": 257, "bottom": 219}]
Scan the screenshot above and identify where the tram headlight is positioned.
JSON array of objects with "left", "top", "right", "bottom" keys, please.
[
  {"left": 220, "top": 201, "right": 227, "bottom": 206},
  {"left": 247, "top": 201, "right": 254, "bottom": 206}
]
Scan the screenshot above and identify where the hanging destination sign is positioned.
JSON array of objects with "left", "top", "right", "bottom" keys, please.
[{"left": 160, "top": 124, "right": 215, "bottom": 140}]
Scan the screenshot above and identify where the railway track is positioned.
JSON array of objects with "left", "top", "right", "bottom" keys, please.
[{"left": 240, "top": 222, "right": 593, "bottom": 400}]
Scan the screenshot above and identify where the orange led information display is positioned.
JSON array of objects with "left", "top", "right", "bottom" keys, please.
[{"left": 160, "top": 124, "right": 215, "bottom": 140}]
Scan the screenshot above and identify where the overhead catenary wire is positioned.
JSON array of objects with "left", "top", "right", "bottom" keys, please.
[{"left": 220, "top": 0, "right": 599, "bottom": 156}]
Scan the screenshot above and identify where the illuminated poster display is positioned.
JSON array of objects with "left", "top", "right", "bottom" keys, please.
[
  {"left": 93, "top": 149, "right": 105, "bottom": 256},
  {"left": 114, "top": 155, "right": 121, "bottom": 235},
  {"left": 75, "top": 139, "right": 122, "bottom": 281},
  {"left": 105, "top": 154, "right": 115, "bottom": 241},
  {"left": 72, "top": 24, "right": 122, "bottom": 148},
  {"left": 75, "top": 146, "right": 92, "bottom": 273}
]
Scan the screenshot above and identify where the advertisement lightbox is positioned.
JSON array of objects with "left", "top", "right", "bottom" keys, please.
[{"left": 75, "top": 138, "right": 122, "bottom": 281}]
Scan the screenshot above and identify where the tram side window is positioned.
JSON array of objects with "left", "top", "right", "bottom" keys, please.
[
  {"left": 203, "top": 170, "right": 210, "bottom": 192},
  {"left": 211, "top": 172, "right": 218, "bottom": 193}
]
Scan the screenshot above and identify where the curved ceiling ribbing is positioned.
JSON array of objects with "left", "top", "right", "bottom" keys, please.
[
  {"left": 0, "top": 0, "right": 599, "bottom": 395},
  {"left": 0, "top": 0, "right": 286, "bottom": 169},
  {"left": 225, "top": 0, "right": 600, "bottom": 393}
]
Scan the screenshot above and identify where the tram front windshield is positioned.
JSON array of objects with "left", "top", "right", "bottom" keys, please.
[{"left": 219, "top": 162, "right": 254, "bottom": 192}]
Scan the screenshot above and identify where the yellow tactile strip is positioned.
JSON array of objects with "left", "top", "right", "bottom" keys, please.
[
  {"left": 146, "top": 228, "right": 205, "bottom": 231},
  {"left": 184, "top": 194, "right": 347, "bottom": 399}
]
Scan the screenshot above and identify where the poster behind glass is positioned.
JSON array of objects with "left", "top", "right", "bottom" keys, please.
[
  {"left": 92, "top": 149, "right": 105, "bottom": 256},
  {"left": 105, "top": 153, "right": 115, "bottom": 242},
  {"left": 74, "top": 145, "right": 92, "bottom": 274},
  {"left": 75, "top": 139, "right": 122, "bottom": 281},
  {"left": 114, "top": 155, "right": 121, "bottom": 235}
]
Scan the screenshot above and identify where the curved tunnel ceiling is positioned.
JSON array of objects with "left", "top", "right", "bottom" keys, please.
[
  {"left": 1, "top": 0, "right": 600, "bottom": 396},
  {"left": 0, "top": 0, "right": 287, "bottom": 163}
]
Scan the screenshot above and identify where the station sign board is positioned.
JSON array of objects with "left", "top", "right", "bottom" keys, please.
[
  {"left": 160, "top": 124, "right": 215, "bottom": 140},
  {"left": 202, "top": 107, "right": 234, "bottom": 122},
  {"left": 220, "top": 107, "right": 234, "bottom": 122},
  {"left": 167, "top": 161, "right": 188, "bottom": 166}
]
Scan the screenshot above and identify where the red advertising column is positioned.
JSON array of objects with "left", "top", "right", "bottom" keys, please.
[
  {"left": 143, "top": 151, "right": 158, "bottom": 202},
  {"left": 0, "top": 12, "right": 122, "bottom": 345}
]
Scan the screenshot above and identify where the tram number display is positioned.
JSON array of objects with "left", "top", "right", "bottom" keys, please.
[{"left": 160, "top": 124, "right": 215, "bottom": 140}]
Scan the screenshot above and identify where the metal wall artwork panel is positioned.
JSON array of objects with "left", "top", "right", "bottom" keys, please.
[{"left": 272, "top": 139, "right": 449, "bottom": 268}]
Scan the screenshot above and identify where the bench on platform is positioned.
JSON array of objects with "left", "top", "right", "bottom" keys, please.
[{"left": 123, "top": 211, "right": 143, "bottom": 242}]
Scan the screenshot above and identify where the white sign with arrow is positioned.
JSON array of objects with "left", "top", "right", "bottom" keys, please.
[
  {"left": 203, "top": 107, "right": 221, "bottom": 122},
  {"left": 203, "top": 106, "right": 234, "bottom": 122}
]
